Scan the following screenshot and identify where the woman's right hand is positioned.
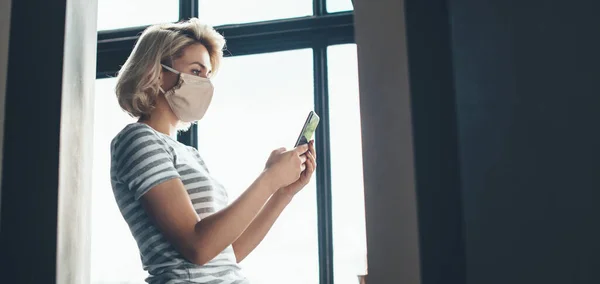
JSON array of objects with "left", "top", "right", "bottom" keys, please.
[{"left": 264, "top": 144, "right": 310, "bottom": 189}]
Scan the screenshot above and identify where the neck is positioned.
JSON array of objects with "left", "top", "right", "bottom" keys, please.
[{"left": 139, "top": 103, "right": 179, "bottom": 137}]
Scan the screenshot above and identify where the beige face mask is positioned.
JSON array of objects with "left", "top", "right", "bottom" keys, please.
[{"left": 160, "top": 64, "right": 214, "bottom": 122}]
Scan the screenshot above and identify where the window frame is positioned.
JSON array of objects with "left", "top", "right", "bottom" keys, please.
[{"left": 95, "top": 1, "right": 354, "bottom": 283}]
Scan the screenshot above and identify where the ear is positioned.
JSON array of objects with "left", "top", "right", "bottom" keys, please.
[
  {"left": 158, "top": 67, "right": 166, "bottom": 93},
  {"left": 158, "top": 64, "right": 179, "bottom": 93}
]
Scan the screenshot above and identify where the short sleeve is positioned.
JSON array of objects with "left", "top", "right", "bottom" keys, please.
[{"left": 111, "top": 124, "right": 180, "bottom": 200}]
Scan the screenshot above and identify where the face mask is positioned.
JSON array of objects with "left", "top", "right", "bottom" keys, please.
[{"left": 160, "top": 64, "right": 214, "bottom": 122}]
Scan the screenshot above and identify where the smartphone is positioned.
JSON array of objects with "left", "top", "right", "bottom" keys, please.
[{"left": 294, "top": 111, "right": 320, "bottom": 147}]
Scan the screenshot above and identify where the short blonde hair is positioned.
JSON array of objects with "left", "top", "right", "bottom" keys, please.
[{"left": 115, "top": 18, "right": 226, "bottom": 118}]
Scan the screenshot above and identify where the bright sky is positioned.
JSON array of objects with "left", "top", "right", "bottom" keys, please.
[
  {"left": 92, "top": 2, "right": 363, "bottom": 284},
  {"left": 96, "top": 0, "right": 354, "bottom": 31}
]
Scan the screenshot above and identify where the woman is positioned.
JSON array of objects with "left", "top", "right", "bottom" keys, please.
[{"left": 110, "top": 18, "right": 316, "bottom": 284}]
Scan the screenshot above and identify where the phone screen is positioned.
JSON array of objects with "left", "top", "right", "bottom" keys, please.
[{"left": 294, "top": 111, "right": 320, "bottom": 147}]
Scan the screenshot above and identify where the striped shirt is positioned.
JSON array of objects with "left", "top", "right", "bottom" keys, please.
[{"left": 110, "top": 123, "right": 249, "bottom": 284}]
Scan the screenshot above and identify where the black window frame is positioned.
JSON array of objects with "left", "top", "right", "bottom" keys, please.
[{"left": 96, "top": 1, "right": 355, "bottom": 283}]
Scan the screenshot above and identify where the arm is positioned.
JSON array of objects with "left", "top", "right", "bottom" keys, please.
[
  {"left": 232, "top": 141, "right": 317, "bottom": 262},
  {"left": 141, "top": 170, "right": 278, "bottom": 266},
  {"left": 138, "top": 144, "right": 310, "bottom": 266},
  {"left": 231, "top": 190, "right": 292, "bottom": 262}
]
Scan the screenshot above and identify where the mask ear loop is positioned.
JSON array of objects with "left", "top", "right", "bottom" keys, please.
[
  {"left": 159, "top": 38, "right": 180, "bottom": 94},
  {"left": 161, "top": 64, "right": 180, "bottom": 75},
  {"left": 160, "top": 64, "right": 182, "bottom": 94}
]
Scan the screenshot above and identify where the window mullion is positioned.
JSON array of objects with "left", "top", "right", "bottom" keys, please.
[
  {"left": 179, "top": 0, "right": 198, "bottom": 20},
  {"left": 314, "top": 46, "right": 334, "bottom": 284},
  {"left": 177, "top": 1, "right": 199, "bottom": 148},
  {"left": 313, "top": 0, "right": 327, "bottom": 16}
]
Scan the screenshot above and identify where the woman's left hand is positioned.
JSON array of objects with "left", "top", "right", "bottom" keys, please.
[{"left": 278, "top": 140, "right": 317, "bottom": 198}]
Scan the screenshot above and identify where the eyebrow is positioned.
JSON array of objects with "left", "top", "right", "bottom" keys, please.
[{"left": 190, "top": 61, "right": 211, "bottom": 72}]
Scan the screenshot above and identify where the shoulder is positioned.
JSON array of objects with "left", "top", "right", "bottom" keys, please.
[
  {"left": 185, "top": 146, "right": 209, "bottom": 169},
  {"left": 112, "top": 122, "right": 155, "bottom": 143},
  {"left": 110, "top": 123, "right": 172, "bottom": 159}
]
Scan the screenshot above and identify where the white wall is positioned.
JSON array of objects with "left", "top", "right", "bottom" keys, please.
[
  {"left": 0, "top": 0, "right": 12, "bottom": 221},
  {"left": 353, "top": 0, "right": 422, "bottom": 283}
]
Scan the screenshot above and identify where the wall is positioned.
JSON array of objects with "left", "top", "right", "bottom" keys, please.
[
  {"left": 355, "top": 0, "right": 600, "bottom": 283},
  {"left": 355, "top": 0, "right": 600, "bottom": 284},
  {"left": 450, "top": 0, "right": 600, "bottom": 283},
  {"left": 353, "top": 0, "right": 422, "bottom": 283},
  {"left": 0, "top": 0, "right": 12, "bottom": 223},
  {"left": 355, "top": 0, "right": 467, "bottom": 282}
]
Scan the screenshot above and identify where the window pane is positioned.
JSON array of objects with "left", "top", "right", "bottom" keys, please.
[
  {"left": 198, "top": 0, "right": 312, "bottom": 26},
  {"left": 327, "top": 0, "right": 354, "bottom": 13},
  {"left": 196, "top": 49, "right": 318, "bottom": 284},
  {"left": 328, "top": 44, "right": 368, "bottom": 283},
  {"left": 97, "top": 0, "right": 178, "bottom": 31},
  {"left": 91, "top": 78, "right": 140, "bottom": 283}
]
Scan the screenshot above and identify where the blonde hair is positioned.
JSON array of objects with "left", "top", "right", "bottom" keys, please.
[{"left": 115, "top": 18, "right": 226, "bottom": 118}]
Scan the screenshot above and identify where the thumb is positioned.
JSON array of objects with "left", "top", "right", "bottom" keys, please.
[{"left": 294, "top": 144, "right": 309, "bottom": 154}]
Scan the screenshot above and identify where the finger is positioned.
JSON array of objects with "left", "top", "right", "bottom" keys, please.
[
  {"left": 306, "top": 154, "right": 315, "bottom": 173},
  {"left": 309, "top": 152, "right": 317, "bottom": 170},
  {"left": 307, "top": 152, "right": 316, "bottom": 169},
  {"left": 294, "top": 143, "right": 309, "bottom": 154},
  {"left": 302, "top": 152, "right": 314, "bottom": 170},
  {"left": 300, "top": 163, "right": 307, "bottom": 172},
  {"left": 272, "top": 147, "right": 286, "bottom": 154},
  {"left": 309, "top": 142, "right": 316, "bottom": 159},
  {"left": 299, "top": 154, "right": 307, "bottom": 164},
  {"left": 306, "top": 140, "right": 315, "bottom": 155},
  {"left": 305, "top": 151, "right": 314, "bottom": 162}
]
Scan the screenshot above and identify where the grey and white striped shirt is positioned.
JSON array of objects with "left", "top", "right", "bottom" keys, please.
[{"left": 110, "top": 123, "right": 249, "bottom": 284}]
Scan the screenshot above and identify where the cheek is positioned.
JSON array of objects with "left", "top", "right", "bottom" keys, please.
[{"left": 161, "top": 72, "right": 179, "bottom": 90}]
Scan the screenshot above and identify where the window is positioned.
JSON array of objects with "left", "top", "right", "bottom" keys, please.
[
  {"left": 95, "top": 1, "right": 358, "bottom": 284},
  {"left": 198, "top": 0, "right": 312, "bottom": 26},
  {"left": 91, "top": 78, "right": 140, "bottom": 284},
  {"left": 328, "top": 44, "right": 368, "bottom": 283},
  {"left": 327, "top": 0, "right": 354, "bottom": 13},
  {"left": 97, "top": 0, "right": 178, "bottom": 31},
  {"left": 196, "top": 49, "right": 319, "bottom": 284}
]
